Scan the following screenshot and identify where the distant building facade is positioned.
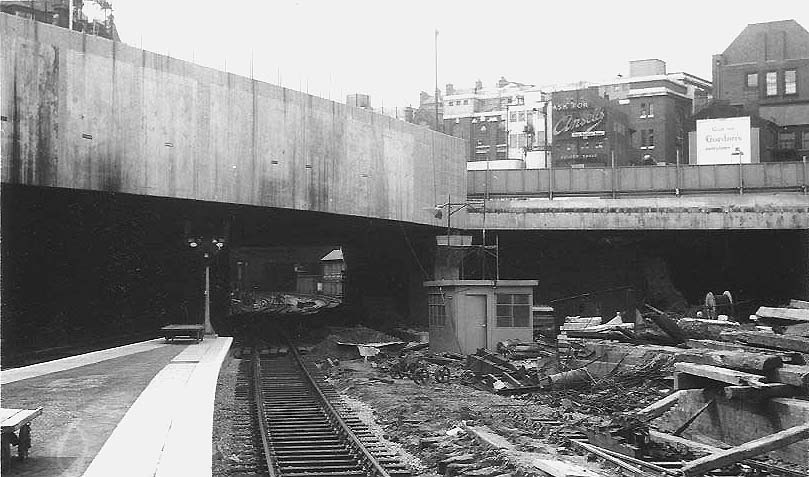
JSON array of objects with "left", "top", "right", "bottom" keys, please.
[
  {"left": 597, "top": 59, "right": 712, "bottom": 165},
  {"left": 712, "top": 20, "right": 809, "bottom": 161},
  {"left": 442, "top": 77, "right": 550, "bottom": 169}
]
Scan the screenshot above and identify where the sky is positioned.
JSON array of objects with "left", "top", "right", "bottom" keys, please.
[{"left": 112, "top": 0, "right": 809, "bottom": 109}]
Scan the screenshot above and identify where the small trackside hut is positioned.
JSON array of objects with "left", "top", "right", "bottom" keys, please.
[{"left": 424, "top": 280, "right": 538, "bottom": 355}]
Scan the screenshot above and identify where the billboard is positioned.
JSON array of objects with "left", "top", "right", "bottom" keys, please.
[{"left": 696, "top": 117, "right": 751, "bottom": 164}]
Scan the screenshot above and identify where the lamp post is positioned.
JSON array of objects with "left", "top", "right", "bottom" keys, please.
[
  {"left": 732, "top": 147, "right": 744, "bottom": 195},
  {"left": 542, "top": 95, "right": 553, "bottom": 199},
  {"left": 188, "top": 236, "right": 225, "bottom": 334}
]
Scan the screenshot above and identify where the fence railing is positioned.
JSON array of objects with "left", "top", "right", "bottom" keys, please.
[{"left": 467, "top": 161, "right": 809, "bottom": 198}]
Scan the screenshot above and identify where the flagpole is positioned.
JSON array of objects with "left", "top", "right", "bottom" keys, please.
[{"left": 434, "top": 29, "right": 440, "bottom": 132}]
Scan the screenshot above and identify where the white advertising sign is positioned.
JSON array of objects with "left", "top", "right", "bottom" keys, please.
[{"left": 696, "top": 117, "right": 751, "bottom": 164}]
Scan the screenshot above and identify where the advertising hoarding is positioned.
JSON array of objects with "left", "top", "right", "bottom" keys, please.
[{"left": 695, "top": 117, "right": 751, "bottom": 164}]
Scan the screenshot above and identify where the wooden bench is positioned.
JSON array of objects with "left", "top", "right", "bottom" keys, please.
[
  {"left": 161, "top": 324, "right": 205, "bottom": 343},
  {"left": 1, "top": 407, "right": 42, "bottom": 462}
]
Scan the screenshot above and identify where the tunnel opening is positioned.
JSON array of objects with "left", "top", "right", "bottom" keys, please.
[{"left": 3, "top": 184, "right": 807, "bottom": 367}]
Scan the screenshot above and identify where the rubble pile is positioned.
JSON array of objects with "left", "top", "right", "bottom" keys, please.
[{"left": 309, "top": 299, "right": 809, "bottom": 476}]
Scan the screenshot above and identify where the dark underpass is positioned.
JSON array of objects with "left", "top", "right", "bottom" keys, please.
[{"left": 2, "top": 184, "right": 807, "bottom": 367}]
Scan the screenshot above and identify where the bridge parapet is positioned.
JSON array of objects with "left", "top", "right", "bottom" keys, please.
[
  {"left": 468, "top": 162, "right": 809, "bottom": 199},
  {"left": 468, "top": 194, "right": 809, "bottom": 230}
]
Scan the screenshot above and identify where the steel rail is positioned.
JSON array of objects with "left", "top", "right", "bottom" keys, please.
[
  {"left": 287, "top": 342, "right": 393, "bottom": 477},
  {"left": 252, "top": 354, "right": 278, "bottom": 477}
]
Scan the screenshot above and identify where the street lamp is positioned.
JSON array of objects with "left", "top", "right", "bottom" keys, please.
[
  {"left": 731, "top": 146, "right": 744, "bottom": 195},
  {"left": 433, "top": 200, "right": 476, "bottom": 236},
  {"left": 187, "top": 236, "right": 226, "bottom": 334}
]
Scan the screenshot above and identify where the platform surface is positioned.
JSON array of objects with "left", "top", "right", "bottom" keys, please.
[{"left": 0, "top": 336, "right": 232, "bottom": 477}]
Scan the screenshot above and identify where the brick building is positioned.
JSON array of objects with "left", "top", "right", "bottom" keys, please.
[
  {"left": 597, "top": 59, "right": 712, "bottom": 165},
  {"left": 712, "top": 19, "right": 809, "bottom": 161},
  {"left": 442, "top": 77, "right": 548, "bottom": 168},
  {"left": 551, "top": 87, "right": 632, "bottom": 168}
]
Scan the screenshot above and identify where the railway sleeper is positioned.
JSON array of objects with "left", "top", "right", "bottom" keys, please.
[{"left": 278, "top": 471, "right": 366, "bottom": 477}]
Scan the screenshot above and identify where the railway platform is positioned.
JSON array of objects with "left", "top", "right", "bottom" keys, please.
[{"left": 0, "top": 336, "right": 232, "bottom": 477}]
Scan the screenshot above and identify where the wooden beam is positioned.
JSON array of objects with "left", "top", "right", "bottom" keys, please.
[
  {"left": 675, "top": 349, "right": 782, "bottom": 372},
  {"left": 721, "top": 331, "right": 809, "bottom": 354},
  {"left": 681, "top": 422, "right": 809, "bottom": 476},
  {"left": 649, "top": 430, "right": 720, "bottom": 456},
  {"left": 636, "top": 390, "right": 687, "bottom": 421},
  {"left": 767, "top": 364, "right": 809, "bottom": 388},
  {"left": 723, "top": 383, "right": 798, "bottom": 401},
  {"left": 674, "top": 363, "right": 767, "bottom": 389},
  {"left": 686, "top": 339, "right": 805, "bottom": 364},
  {"left": 756, "top": 306, "right": 809, "bottom": 323},
  {"left": 789, "top": 299, "right": 809, "bottom": 309}
]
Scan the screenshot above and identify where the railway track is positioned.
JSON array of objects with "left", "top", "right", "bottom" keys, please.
[{"left": 247, "top": 344, "right": 411, "bottom": 477}]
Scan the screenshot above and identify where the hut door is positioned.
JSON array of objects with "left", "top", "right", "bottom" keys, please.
[{"left": 461, "top": 295, "right": 488, "bottom": 352}]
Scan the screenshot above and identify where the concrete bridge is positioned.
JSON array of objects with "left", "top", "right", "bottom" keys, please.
[
  {"left": 1, "top": 14, "right": 464, "bottom": 227},
  {"left": 3, "top": 13, "right": 807, "bottom": 232}
]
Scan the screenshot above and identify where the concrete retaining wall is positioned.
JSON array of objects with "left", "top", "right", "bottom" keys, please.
[{"left": 0, "top": 14, "right": 465, "bottom": 226}]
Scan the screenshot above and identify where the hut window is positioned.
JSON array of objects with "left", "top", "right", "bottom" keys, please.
[
  {"left": 496, "top": 294, "right": 530, "bottom": 328},
  {"left": 428, "top": 294, "right": 447, "bottom": 327}
]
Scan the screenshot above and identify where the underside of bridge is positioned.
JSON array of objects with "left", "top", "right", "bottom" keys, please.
[{"left": 2, "top": 184, "right": 807, "bottom": 366}]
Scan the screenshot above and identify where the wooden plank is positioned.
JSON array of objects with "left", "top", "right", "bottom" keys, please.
[
  {"left": 674, "top": 362, "right": 767, "bottom": 387},
  {"left": 756, "top": 306, "right": 809, "bottom": 323},
  {"left": 721, "top": 331, "right": 809, "bottom": 354},
  {"left": 789, "top": 299, "right": 809, "bottom": 309},
  {"left": 649, "top": 430, "right": 720, "bottom": 456},
  {"left": 723, "top": 383, "right": 798, "bottom": 401},
  {"left": 571, "top": 440, "right": 645, "bottom": 475},
  {"left": 768, "top": 364, "right": 809, "bottom": 388},
  {"left": 161, "top": 324, "right": 205, "bottom": 331},
  {"left": 686, "top": 339, "right": 805, "bottom": 364},
  {"left": 781, "top": 322, "right": 809, "bottom": 338},
  {"left": 681, "top": 422, "right": 809, "bottom": 476},
  {"left": 636, "top": 390, "right": 687, "bottom": 421}
]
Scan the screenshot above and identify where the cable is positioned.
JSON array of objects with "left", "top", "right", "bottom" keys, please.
[{"left": 399, "top": 224, "right": 430, "bottom": 280}]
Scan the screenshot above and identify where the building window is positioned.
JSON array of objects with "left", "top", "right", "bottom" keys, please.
[
  {"left": 509, "top": 112, "right": 517, "bottom": 122},
  {"left": 641, "top": 129, "right": 655, "bottom": 149},
  {"left": 648, "top": 102, "right": 654, "bottom": 117},
  {"left": 766, "top": 72, "right": 778, "bottom": 96},
  {"left": 785, "top": 70, "right": 797, "bottom": 95},
  {"left": 496, "top": 294, "right": 530, "bottom": 328},
  {"left": 778, "top": 132, "right": 795, "bottom": 150},
  {"left": 746, "top": 73, "right": 758, "bottom": 88},
  {"left": 640, "top": 102, "right": 648, "bottom": 118},
  {"left": 518, "top": 111, "right": 525, "bottom": 121},
  {"left": 802, "top": 132, "right": 809, "bottom": 150},
  {"left": 463, "top": 99, "right": 469, "bottom": 105},
  {"left": 428, "top": 294, "right": 447, "bottom": 327}
]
